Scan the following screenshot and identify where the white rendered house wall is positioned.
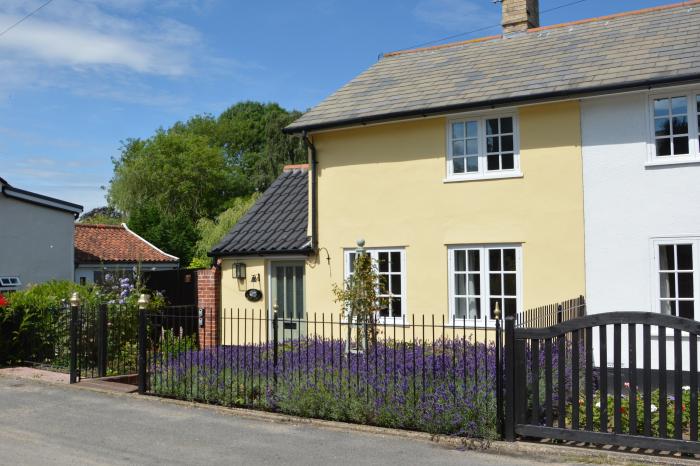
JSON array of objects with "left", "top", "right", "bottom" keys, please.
[{"left": 581, "top": 89, "right": 700, "bottom": 369}]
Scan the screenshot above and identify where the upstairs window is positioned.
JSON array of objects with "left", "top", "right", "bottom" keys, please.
[
  {"left": 649, "top": 92, "right": 700, "bottom": 163},
  {"left": 447, "top": 114, "right": 520, "bottom": 180}
]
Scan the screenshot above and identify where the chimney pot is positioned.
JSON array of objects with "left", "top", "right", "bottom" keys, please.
[{"left": 500, "top": 0, "right": 539, "bottom": 35}]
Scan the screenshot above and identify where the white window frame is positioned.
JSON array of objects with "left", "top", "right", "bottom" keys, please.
[
  {"left": 343, "top": 247, "right": 407, "bottom": 325},
  {"left": 446, "top": 113, "right": 521, "bottom": 182},
  {"left": 447, "top": 244, "right": 523, "bottom": 326},
  {"left": 0, "top": 276, "right": 21, "bottom": 291},
  {"left": 651, "top": 237, "right": 700, "bottom": 321},
  {"left": 647, "top": 90, "right": 700, "bottom": 166}
]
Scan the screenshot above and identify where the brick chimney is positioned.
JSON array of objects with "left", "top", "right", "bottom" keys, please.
[{"left": 500, "top": 0, "right": 539, "bottom": 35}]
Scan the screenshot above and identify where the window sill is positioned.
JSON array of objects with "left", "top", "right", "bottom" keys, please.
[
  {"left": 645, "top": 157, "right": 700, "bottom": 168},
  {"left": 443, "top": 171, "right": 523, "bottom": 183}
]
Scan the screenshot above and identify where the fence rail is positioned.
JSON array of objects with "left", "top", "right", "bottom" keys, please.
[{"left": 516, "top": 296, "right": 586, "bottom": 329}]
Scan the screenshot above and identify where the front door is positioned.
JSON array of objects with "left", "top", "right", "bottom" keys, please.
[{"left": 270, "top": 261, "right": 306, "bottom": 341}]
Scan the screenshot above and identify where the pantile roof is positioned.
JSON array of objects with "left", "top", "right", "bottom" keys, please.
[
  {"left": 286, "top": 1, "right": 700, "bottom": 132},
  {"left": 75, "top": 223, "right": 178, "bottom": 264},
  {"left": 210, "top": 165, "right": 311, "bottom": 256}
]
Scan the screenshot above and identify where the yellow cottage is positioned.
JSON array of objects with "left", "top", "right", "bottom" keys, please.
[{"left": 208, "top": 0, "right": 592, "bottom": 343}]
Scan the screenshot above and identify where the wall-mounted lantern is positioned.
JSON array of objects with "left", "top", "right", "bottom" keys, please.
[{"left": 233, "top": 263, "right": 246, "bottom": 280}]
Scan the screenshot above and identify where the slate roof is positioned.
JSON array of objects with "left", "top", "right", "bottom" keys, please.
[
  {"left": 1, "top": 175, "right": 83, "bottom": 216},
  {"left": 287, "top": 1, "right": 700, "bottom": 132},
  {"left": 75, "top": 223, "right": 179, "bottom": 264},
  {"left": 210, "top": 165, "right": 311, "bottom": 257}
]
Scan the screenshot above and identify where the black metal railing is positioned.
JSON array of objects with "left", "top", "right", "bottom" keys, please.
[
  {"left": 142, "top": 309, "right": 503, "bottom": 439},
  {"left": 516, "top": 296, "right": 586, "bottom": 328},
  {"left": 504, "top": 312, "right": 700, "bottom": 454}
]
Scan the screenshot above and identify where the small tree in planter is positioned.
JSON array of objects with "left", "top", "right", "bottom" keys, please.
[{"left": 332, "top": 239, "right": 387, "bottom": 353}]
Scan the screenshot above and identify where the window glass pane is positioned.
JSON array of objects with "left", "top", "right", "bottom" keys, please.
[
  {"left": 285, "top": 267, "right": 294, "bottom": 319},
  {"left": 501, "top": 154, "right": 514, "bottom": 170},
  {"left": 468, "top": 298, "right": 480, "bottom": 319},
  {"left": 500, "top": 117, "right": 513, "bottom": 134},
  {"left": 379, "top": 275, "right": 389, "bottom": 294},
  {"left": 390, "top": 298, "right": 402, "bottom": 317},
  {"left": 489, "top": 273, "right": 502, "bottom": 294},
  {"left": 455, "top": 274, "right": 466, "bottom": 295},
  {"left": 660, "top": 273, "right": 676, "bottom": 298},
  {"left": 654, "top": 98, "right": 669, "bottom": 117},
  {"left": 466, "top": 156, "right": 478, "bottom": 172},
  {"left": 486, "top": 137, "right": 499, "bottom": 153},
  {"left": 348, "top": 253, "right": 356, "bottom": 273},
  {"left": 660, "top": 300, "right": 676, "bottom": 316},
  {"left": 486, "top": 119, "right": 498, "bottom": 135},
  {"left": 678, "top": 273, "right": 694, "bottom": 298},
  {"left": 466, "top": 121, "right": 478, "bottom": 138},
  {"left": 452, "top": 139, "right": 465, "bottom": 156},
  {"left": 504, "top": 273, "right": 516, "bottom": 295},
  {"left": 295, "top": 266, "right": 304, "bottom": 318},
  {"left": 487, "top": 155, "right": 500, "bottom": 171},
  {"left": 453, "top": 157, "right": 465, "bottom": 173},
  {"left": 455, "top": 297, "right": 467, "bottom": 319},
  {"left": 671, "top": 96, "right": 687, "bottom": 115},
  {"left": 673, "top": 136, "right": 689, "bottom": 155},
  {"left": 655, "top": 118, "right": 670, "bottom": 136},
  {"left": 501, "top": 135, "right": 514, "bottom": 152},
  {"left": 679, "top": 301, "right": 694, "bottom": 319},
  {"left": 454, "top": 250, "right": 466, "bottom": 271},
  {"left": 489, "top": 249, "right": 502, "bottom": 271},
  {"left": 468, "top": 273, "right": 480, "bottom": 295},
  {"left": 468, "top": 250, "right": 480, "bottom": 271},
  {"left": 390, "top": 252, "right": 401, "bottom": 272},
  {"left": 452, "top": 122, "right": 465, "bottom": 139},
  {"left": 378, "top": 252, "right": 389, "bottom": 272},
  {"left": 466, "top": 139, "right": 478, "bottom": 155},
  {"left": 503, "top": 249, "right": 516, "bottom": 271},
  {"left": 659, "top": 245, "right": 675, "bottom": 270},
  {"left": 504, "top": 298, "right": 517, "bottom": 318},
  {"left": 677, "top": 244, "right": 693, "bottom": 270},
  {"left": 672, "top": 116, "right": 688, "bottom": 134},
  {"left": 656, "top": 138, "right": 671, "bottom": 156}
]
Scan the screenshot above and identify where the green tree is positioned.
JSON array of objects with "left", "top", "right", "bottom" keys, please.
[
  {"left": 106, "top": 100, "right": 306, "bottom": 265},
  {"left": 189, "top": 194, "right": 259, "bottom": 268},
  {"left": 79, "top": 206, "right": 124, "bottom": 225}
]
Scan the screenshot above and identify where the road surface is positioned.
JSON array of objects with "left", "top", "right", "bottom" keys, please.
[{"left": 0, "top": 375, "right": 568, "bottom": 465}]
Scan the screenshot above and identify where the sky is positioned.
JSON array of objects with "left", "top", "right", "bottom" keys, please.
[{"left": 0, "top": 0, "right": 679, "bottom": 212}]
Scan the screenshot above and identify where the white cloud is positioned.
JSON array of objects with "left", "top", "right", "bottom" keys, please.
[
  {"left": 413, "top": 0, "right": 500, "bottom": 32},
  {"left": 0, "top": 0, "right": 199, "bottom": 76}
]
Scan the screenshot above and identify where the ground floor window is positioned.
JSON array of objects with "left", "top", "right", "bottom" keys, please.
[
  {"left": 448, "top": 244, "right": 522, "bottom": 323},
  {"left": 345, "top": 248, "right": 406, "bottom": 321},
  {"left": 653, "top": 238, "right": 699, "bottom": 320}
]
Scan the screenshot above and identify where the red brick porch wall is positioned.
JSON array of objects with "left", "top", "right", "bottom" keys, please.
[{"left": 197, "top": 267, "right": 220, "bottom": 348}]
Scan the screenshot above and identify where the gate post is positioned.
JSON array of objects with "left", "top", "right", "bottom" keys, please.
[
  {"left": 97, "top": 303, "right": 108, "bottom": 377},
  {"left": 504, "top": 314, "right": 515, "bottom": 441},
  {"left": 272, "top": 306, "right": 279, "bottom": 390},
  {"left": 137, "top": 294, "right": 150, "bottom": 394},
  {"left": 495, "top": 307, "right": 503, "bottom": 438},
  {"left": 69, "top": 292, "right": 81, "bottom": 384}
]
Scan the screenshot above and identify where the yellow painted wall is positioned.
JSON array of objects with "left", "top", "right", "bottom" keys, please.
[
  {"left": 304, "top": 101, "right": 585, "bottom": 321},
  {"left": 220, "top": 258, "right": 268, "bottom": 344}
]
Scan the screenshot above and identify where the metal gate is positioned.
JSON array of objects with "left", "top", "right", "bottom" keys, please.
[
  {"left": 504, "top": 312, "right": 700, "bottom": 454},
  {"left": 69, "top": 303, "right": 139, "bottom": 382}
]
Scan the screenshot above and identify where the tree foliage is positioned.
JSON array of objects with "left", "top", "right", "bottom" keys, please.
[
  {"left": 107, "top": 101, "right": 305, "bottom": 265},
  {"left": 79, "top": 206, "right": 124, "bottom": 225},
  {"left": 189, "top": 194, "right": 260, "bottom": 268}
]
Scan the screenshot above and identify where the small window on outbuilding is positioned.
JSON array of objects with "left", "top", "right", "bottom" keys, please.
[{"left": 0, "top": 276, "right": 22, "bottom": 290}]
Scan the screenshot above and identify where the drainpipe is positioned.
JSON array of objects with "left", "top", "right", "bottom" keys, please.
[{"left": 302, "top": 131, "right": 318, "bottom": 252}]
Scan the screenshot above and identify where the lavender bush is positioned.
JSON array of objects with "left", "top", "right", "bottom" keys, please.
[{"left": 149, "top": 337, "right": 499, "bottom": 438}]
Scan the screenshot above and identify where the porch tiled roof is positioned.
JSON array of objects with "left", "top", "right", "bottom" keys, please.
[{"left": 210, "top": 165, "right": 311, "bottom": 256}]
